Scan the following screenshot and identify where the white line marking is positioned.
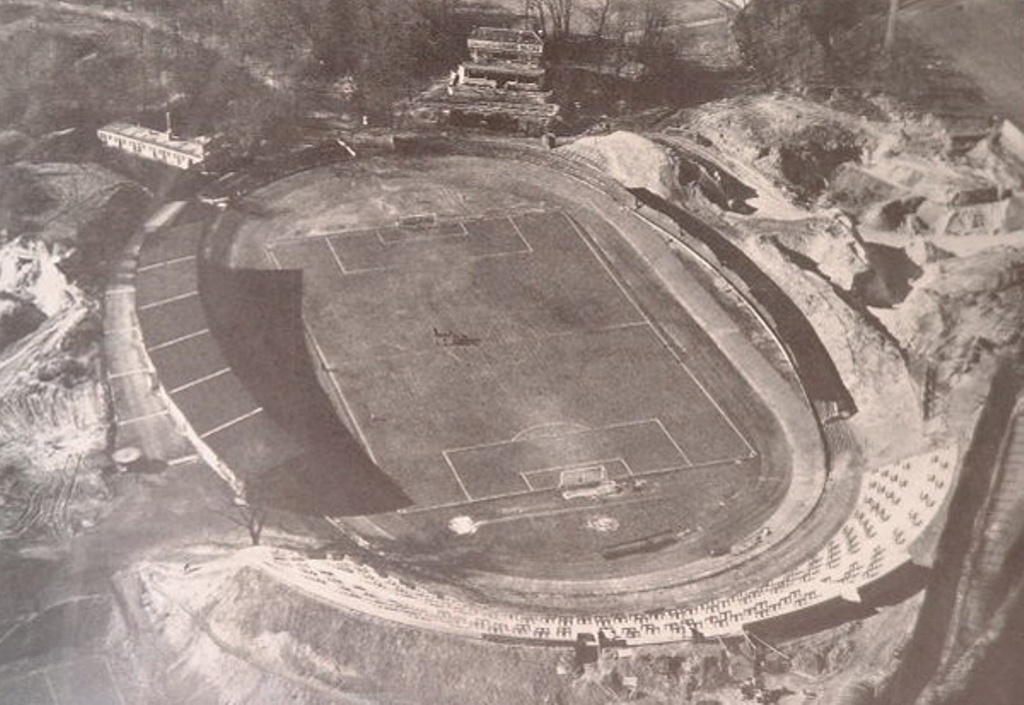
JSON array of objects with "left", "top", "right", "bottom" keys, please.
[
  {"left": 324, "top": 236, "right": 349, "bottom": 275},
  {"left": 339, "top": 248, "right": 532, "bottom": 275},
  {"left": 327, "top": 216, "right": 534, "bottom": 275},
  {"left": 137, "top": 290, "right": 198, "bottom": 311},
  {"left": 168, "top": 454, "right": 200, "bottom": 466},
  {"left": 118, "top": 409, "right": 170, "bottom": 426},
  {"left": 147, "top": 328, "right": 209, "bottom": 351},
  {"left": 303, "top": 325, "right": 379, "bottom": 464},
  {"left": 199, "top": 406, "right": 263, "bottom": 439},
  {"left": 442, "top": 450, "right": 473, "bottom": 502},
  {"left": 519, "top": 457, "right": 624, "bottom": 480},
  {"left": 168, "top": 367, "right": 231, "bottom": 395},
  {"left": 622, "top": 457, "right": 637, "bottom": 476},
  {"left": 401, "top": 447, "right": 755, "bottom": 516},
  {"left": 43, "top": 672, "right": 59, "bottom": 705},
  {"left": 506, "top": 215, "right": 536, "bottom": 254},
  {"left": 443, "top": 418, "right": 665, "bottom": 456},
  {"left": 376, "top": 225, "right": 468, "bottom": 247},
  {"left": 654, "top": 418, "right": 692, "bottom": 466},
  {"left": 137, "top": 254, "right": 196, "bottom": 272},
  {"left": 564, "top": 214, "right": 755, "bottom": 455},
  {"left": 511, "top": 421, "right": 591, "bottom": 441},
  {"left": 349, "top": 515, "right": 397, "bottom": 541},
  {"left": 103, "top": 325, "right": 140, "bottom": 336},
  {"left": 105, "top": 287, "right": 134, "bottom": 296},
  {"left": 103, "top": 656, "right": 129, "bottom": 705},
  {"left": 107, "top": 367, "right": 152, "bottom": 381},
  {"left": 401, "top": 461, "right": 702, "bottom": 516},
  {"left": 265, "top": 250, "right": 373, "bottom": 463},
  {"left": 0, "top": 621, "right": 22, "bottom": 651},
  {"left": 479, "top": 492, "right": 666, "bottom": 527},
  {"left": 265, "top": 247, "right": 283, "bottom": 270}
]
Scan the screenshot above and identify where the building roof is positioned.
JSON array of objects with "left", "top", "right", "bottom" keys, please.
[
  {"left": 98, "top": 122, "right": 209, "bottom": 159},
  {"left": 461, "top": 62, "right": 546, "bottom": 78},
  {"left": 468, "top": 27, "right": 544, "bottom": 46}
]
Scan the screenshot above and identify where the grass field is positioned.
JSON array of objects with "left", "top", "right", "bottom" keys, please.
[{"left": 269, "top": 209, "right": 753, "bottom": 511}]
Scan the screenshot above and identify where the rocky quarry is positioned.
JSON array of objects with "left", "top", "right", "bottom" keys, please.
[
  {"left": 1, "top": 0, "right": 1023, "bottom": 704},
  {"left": 0, "top": 159, "right": 148, "bottom": 545}
]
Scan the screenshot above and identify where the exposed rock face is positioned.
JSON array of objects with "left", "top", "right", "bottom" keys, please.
[
  {"left": 754, "top": 237, "right": 923, "bottom": 453},
  {"left": 876, "top": 248, "right": 1024, "bottom": 385},
  {"left": 679, "top": 95, "right": 874, "bottom": 203},
  {"left": 770, "top": 213, "right": 871, "bottom": 291},
  {"left": 0, "top": 296, "right": 44, "bottom": 352},
  {"left": 905, "top": 238, "right": 954, "bottom": 268},
  {"left": 836, "top": 146, "right": 1023, "bottom": 239},
  {"left": 0, "top": 238, "right": 76, "bottom": 317}
]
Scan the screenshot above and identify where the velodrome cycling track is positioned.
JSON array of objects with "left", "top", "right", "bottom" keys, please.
[{"left": 105, "top": 140, "right": 961, "bottom": 644}]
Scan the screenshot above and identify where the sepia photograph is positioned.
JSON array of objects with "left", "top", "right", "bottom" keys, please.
[{"left": 0, "top": 0, "right": 1021, "bottom": 703}]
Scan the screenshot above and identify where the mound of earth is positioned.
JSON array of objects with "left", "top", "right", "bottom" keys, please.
[
  {"left": 671, "top": 95, "right": 877, "bottom": 202},
  {"left": 558, "top": 131, "right": 680, "bottom": 199},
  {"left": 122, "top": 550, "right": 569, "bottom": 705},
  {"left": 874, "top": 248, "right": 1024, "bottom": 406}
]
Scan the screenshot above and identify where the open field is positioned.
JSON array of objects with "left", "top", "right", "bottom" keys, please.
[
  {"left": 269, "top": 209, "right": 752, "bottom": 513},
  {"left": 215, "top": 155, "right": 807, "bottom": 583}
]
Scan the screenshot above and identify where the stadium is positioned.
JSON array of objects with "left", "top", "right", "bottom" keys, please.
[{"left": 115, "top": 138, "right": 958, "bottom": 641}]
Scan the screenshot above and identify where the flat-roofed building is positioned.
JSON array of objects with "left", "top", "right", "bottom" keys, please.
[
  {"left": 409, "top": 25, "right": 557, "bottom": 134},
  {"left": 460, "top": 27, "right": 547, "bottom": 90},
  {"left": 467, "top": 27, "right": 544, "bottom": 68},
  {"left": 97, "top": 122, "right": 209, "bottom": 170}
]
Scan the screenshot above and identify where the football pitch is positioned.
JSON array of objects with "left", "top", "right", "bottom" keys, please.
[{"left": 268, "top": 209, "right": 754, "bottom": 511}]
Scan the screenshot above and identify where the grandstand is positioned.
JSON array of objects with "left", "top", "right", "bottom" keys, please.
[
  {"left": 409, "top": 25, "right": 559, "bottom": 134},
  {"left": 130, "top": 208, "right": 409, "bottom": 515},
  {"left": 250, "top": 445, "right": 958, "bottom": 645}
]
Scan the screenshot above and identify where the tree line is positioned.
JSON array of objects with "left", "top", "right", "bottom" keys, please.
[{"left": 127, "top": 0, "right": 675, "bottom": 87}]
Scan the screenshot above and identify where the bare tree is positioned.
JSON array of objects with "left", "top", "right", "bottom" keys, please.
[
  {"left": 632, "top": 0, "right": 670, "bottom": 51},
  {"left": 224, "top": 496, "right": 269, "bottom": 546},
  {"left": 580, "top": 0, "right": 667, "bottom": 47},
  {"left": 582, "top": 0, "right": 615, "bottom": 38},
  {"left": 531, "top": 0, "right": 574, "bottom": 37}
]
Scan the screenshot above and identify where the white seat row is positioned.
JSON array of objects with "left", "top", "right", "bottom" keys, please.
[{"left": 254, "top": 445, "right": 958, "bottom": 644}]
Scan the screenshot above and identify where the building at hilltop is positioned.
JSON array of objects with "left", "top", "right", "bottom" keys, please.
[
  {"left": 457, "top": 27, "right": 547, "bottom": 90},
  {"left": 97, "top": 122, "right": 209, "bottom": 170},
  {"left": 406, "top": 25, "right": 559, "bottom": 135}
]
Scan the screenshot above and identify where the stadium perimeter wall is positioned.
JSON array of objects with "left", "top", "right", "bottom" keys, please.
[{"left": 119, "top": 141, "right": 961, "bottom": 644}]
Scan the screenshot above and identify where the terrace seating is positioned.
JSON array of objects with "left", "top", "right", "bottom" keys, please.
[
  {"left": 251, "top": 449, "right": 957, "bottom": 645},
  {"left": 134, "top": 215, "right": 410, "bottom": 517}
]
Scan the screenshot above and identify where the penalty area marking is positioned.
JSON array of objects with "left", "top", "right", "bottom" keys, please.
[
  {"left": 321, "top": 215, "right": 535, "bottom": 276},
  {"left": 396, "top": 455, "right": 755, "bottom": 516},
  {"left": 430, "top": 419, "right": 693, "bottom": 512},
  {"left": 442, "top": 451, "right": 473, "bottom": 502},
  {"left": 323, "top": 236, "right": 349, "bottom": 275},
  {"left": 441, "top": 417, "right": 682, "bottom": 457}
]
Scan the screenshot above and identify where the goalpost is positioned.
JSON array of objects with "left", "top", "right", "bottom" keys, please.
[{"left": 557, "top": 465, "right": 608, "bottom": 488}]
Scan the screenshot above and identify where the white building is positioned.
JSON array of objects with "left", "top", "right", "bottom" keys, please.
[{"left": 97, "top": 122, "right": 209, "bottom": 170}]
